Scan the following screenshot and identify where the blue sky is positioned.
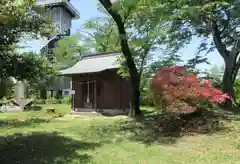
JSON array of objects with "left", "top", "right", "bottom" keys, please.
[{"left": 22, "top": 0, "right": 224, "bottom": 70}]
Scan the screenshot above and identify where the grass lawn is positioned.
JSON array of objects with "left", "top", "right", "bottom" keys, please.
[{"left": 1, "top": 104, "right": 240, "bottom": 164}]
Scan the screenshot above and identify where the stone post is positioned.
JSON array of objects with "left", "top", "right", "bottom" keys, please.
[{"left": 15, "top": 81, "right": 25, "bottom": 111}]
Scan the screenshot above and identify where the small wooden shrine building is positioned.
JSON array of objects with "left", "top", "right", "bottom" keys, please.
[{"left": 60, "top": 52, "right": 131, "bottom": 114}]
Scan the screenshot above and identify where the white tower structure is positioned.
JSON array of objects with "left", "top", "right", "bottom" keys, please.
[
  {"left": 37, "top": 0, "right": 80, "bottom": 96},
  {"left": 12, "top": 0, "right": 79, "bottom": 111},
  {"left": 37, "top": 0, "right": 79, "bottom": 36},
  {"left": 37, "top": 0, "right": 80, "bottom": 97},
  {"left": 37, "top": 0, "right": 80, "bottom": 54}
]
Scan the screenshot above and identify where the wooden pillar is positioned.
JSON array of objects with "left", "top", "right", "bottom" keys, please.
[
  {"left": 96, "top": 76, "right": 103, "bottom": 112},
  {"left": 94, "top": 80, "right": 97, "bottom": 110},
  {"left": 71, "top": 81, "right": 74, "bottom": 111},
  {"left": 120, "top": 77, "right": 122, "bottom": 109}
]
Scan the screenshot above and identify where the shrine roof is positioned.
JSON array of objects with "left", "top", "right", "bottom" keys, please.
[
  {"left": 60, "top": 51, "right": 122, "bottom": 75},
  {"left": 36, "top": 0, "right": 80, "bottom": 19}
]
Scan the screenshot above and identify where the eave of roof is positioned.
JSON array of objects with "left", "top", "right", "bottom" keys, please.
[
  {"left": 36, "top": 0, "right": 80, "bottom": 19},
  {"left": 60, "top": 52, "right": 122, "bottom": 75}
]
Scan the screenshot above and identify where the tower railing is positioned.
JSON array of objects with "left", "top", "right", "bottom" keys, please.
[{"left": 36, "top": 0, "right": 80, "bottom": 19}]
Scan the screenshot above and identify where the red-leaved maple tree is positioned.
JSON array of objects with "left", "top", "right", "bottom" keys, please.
[{"left": 150, "top": 66, "right": 230, "bottom": 114}]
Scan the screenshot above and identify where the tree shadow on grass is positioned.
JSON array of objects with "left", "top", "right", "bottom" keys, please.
[
  {"left": 0, "top": 132, "right": 100, "bottom": 164},
  {"left": 0, "top": 118, "right": 50, "bottom": 128},
  {"left": 222, "top": 107, "right": 240, "bottom": 120},
  {"left": 120, "top": 109, "right": 230, "bottom": 145}
]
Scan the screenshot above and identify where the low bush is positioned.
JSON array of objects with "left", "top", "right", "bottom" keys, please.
[
  {"left": 150, "top": 66, "right": 230, "bottom": 116},
  {"left": 33, "top": 99, "right": 45, "bottom": 104},
  {"left": 140, "top": 74, "right": 154, "bottom": 107},
  {"left": 235, "top": 78, "right": 240, "bottom": 104},
  {"left": 0, "top": 97, "right": 10, "bottom": 105},
  {"left": 45, "top": 98, "right": 61, "bottom": 104},
  {"left": 33, "top": 97, "right": 71, "bottom": 105},
  {"left": 62, "top": 97, "right": 72, "bottom": 104},
  {"left": 45, "top": 107, "right": 63, "bottom": 118},
  {"left": 46, "top": 108, "right": 56, "bottom": 113},
  {"left": 140, "top": 89, "right": 154, "bottom": 106}
]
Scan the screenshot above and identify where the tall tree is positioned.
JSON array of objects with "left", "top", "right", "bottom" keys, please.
[
  {"left": 98, "top": 0, "right": 166, "bottom": 116},
  {"left": 53, "top": 34, "right": 87, "bottom": 68},
  {"left": 18, "top": 51, "right": 54, "bottom": 98},
  {"left": 146, "top": 0, "right": 240, "bottom": 102},
  {"left": 0, "top": 0, "right": 52, "bottom": 81},
  {"left": 81, "top": 17, "right": 120, "bottom": 52},
  {"left": 98, "top": 0, "right": 141, "bottom": 116}
]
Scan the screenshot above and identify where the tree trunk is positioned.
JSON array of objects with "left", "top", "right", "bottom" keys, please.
[
  {"left": 129, "top": 75, "right": 141, "bottom": 116},
  {"left": 99, "top": 0, "right": 142, "bottom": 117},
  {"left": 222, "top": 59, "right": 235, "bottom": 107},
  {"left": 0, "top": 79, "right": 6, "bottom": 99},
  {"left": 211, "top": 21, "right": 238, "bottom": 107},
  {"left": 222, "top": 68, "right": 234, "bottom": 98}
]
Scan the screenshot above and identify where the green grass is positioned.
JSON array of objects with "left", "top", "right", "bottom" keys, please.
[
  {"left": 1, "top": 104, "right": 240, "bottom": 164},
  {"left": 0, "top": 104, "right": 70, "bottom": 120}
]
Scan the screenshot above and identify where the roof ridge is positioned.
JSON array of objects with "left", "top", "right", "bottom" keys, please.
[
  {"left": 36, "top": 0, "right": 80, "bottom": 19},
  {"left": 60, "top": 51, "right": 121, "bottom": 75}
]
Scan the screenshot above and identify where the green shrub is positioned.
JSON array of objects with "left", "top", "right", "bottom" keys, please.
[
  {"left": 33, "top": 99, "right": 45, "bottom": 104},
  {"left": 62, "top": 97, "right": 72, "bottom": 104},
  {"left": 140, "top": 74, "right": 154, "bottom": 107},
  {"left": 46, "top": 108, "right": 56, "bottom": 113},
  {"left": 140, "top": 89, "right": 154, "bottom": 106},
  {"left": 45, "top": 98, "right": 61, "bottom": 104},
  {"left": 0, "top": 78, "right": 14, "bottom": 99},
  {"left": 45, "top": 107, "right": 63, "bottom": 118},
  {"left": 56, "top": 99, "right": 62, "bottom": 104},
  {"left": 235, "top": 79, "right": 240, "bottom": 104}
]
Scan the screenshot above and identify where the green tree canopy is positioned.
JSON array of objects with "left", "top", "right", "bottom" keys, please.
[
  {"left": 53, "top": 34, "right": 88, "bottom": 69},
  {"left": 140, "top": 0, "right": 240, "bottom": 100},
  {"left": 0, "top": 0, "right": 53, "bottom": 81}
]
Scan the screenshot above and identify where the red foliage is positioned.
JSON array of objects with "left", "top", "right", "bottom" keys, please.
[{"left": 150, "top": 66, "right": 230, "bottom": 113}]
